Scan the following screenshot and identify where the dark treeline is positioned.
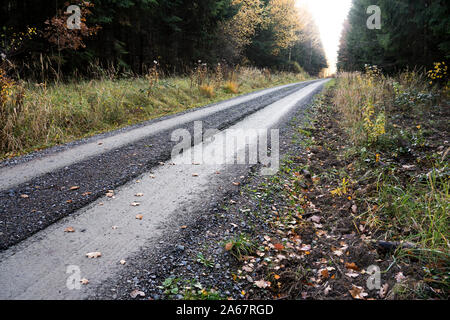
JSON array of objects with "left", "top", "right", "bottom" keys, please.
[
  {"left": 1, "top": 0, "right": 327, "bottom": 79},
  {"left": 338, "top": 0, "right": 449, "bottom": 73}
]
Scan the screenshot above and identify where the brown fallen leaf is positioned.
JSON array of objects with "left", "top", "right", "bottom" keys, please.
[
  {"left": 80, "top": 278, "right": 89, "bottom": 285},
  {"left": 130, "top": 290, "right": 145, "bottom": 298},
  {"left": 20, "top": 194, "right": 29, "bottom": 199},
  {"left": 66, "top": 199, "right": 73, "bottom": 204},
  {"left": 225, "top": 242, "right": 233, "bottom": 251},
  {"left": 135, "top": 214, "right": 143, "bottom": 220},
  {"left": 64, "top": 227, "right": 75, "bottom": 233},
  {"left": 345, "top": 262, "right": 360, "bottom": 271},
  {"left": 120, "top": 259, "right": 126, "bottom": 265},
  {"left": 192, "top": 173, "right": 199, "bottom": 177},
  {"left": 86, "top": 251, "right": 102, "bottom": 258},
  {"left": 70, "top": 186, "right": 80, "bottom": 191},
  {"left": 135, "top": 193, "right": 144, "bottom": 197},
  {"left": 131, "top": 202, "right": 140, "bottom": 206},
  {"left": 82, "top": 192, "right": 92, "bottom": 196},
  {"left": 320, "top": 269, "right": 329, "bottom": 279},
  {"left": 180, "top": 225, "right": 187, "bottom": 229},
  {"left": 349, "top": 285, "right": 368, "bottom": 299},
  {"left": 273, "top": 243, "right": 284, "bottom": 251},
  {"left": 232, "top": 182, "right": 240, "bottom": 186}
]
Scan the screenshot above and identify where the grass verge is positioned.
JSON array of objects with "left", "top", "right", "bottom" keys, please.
[{"left": 0, "top": 66, "right": 310, "bottom": 160}]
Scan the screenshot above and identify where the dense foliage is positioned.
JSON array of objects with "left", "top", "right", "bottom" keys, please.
[
  {"left": 338, "top": 0, "right": 450, "bottom": 73},
  {"left": 1, "top": 0, "right": 327, "bottom": 79}
]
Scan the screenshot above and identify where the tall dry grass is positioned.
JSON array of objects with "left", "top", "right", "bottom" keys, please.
[{"left": 0, "top": 66, "right": 310, "bottom": 159}]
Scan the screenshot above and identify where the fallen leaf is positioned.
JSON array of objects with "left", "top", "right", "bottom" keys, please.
[
  {"left": 254, "top": 279, "right": 271, "bottom": 289},
  {"left": 232, "top": 182, "right": 240, "bottom": 186},
  {"left": 135, "top": 193, "right": 144, "bottom": 197},
  {"left": 69, "top": 186, "right": 80, "bottom": 191},
  {"left": 80, "top": 278, "right": 89, "bottom": 285},
  {"left": 106, "top": 191, "right": 114, "bottom": 197},
  {"left": 310, "top": 215, "right": 321, "bottom": 223},
  {"left": 324, "top": 285, "right": 332, "bottom": 295},
  {"left": 274, "top": 243, "right": 284, "bottom": 251},
  {"left": 395, "top": 272, "right": 406, "bottom": 283},
  {"left": 112, "top": 225, "right": 119, "bottom": 230},
  {"left": 299, "top": 244, "right": 311, "bottom": 251},
  {"left": 345, "top": 262, "right": 360, "bottom": 271},
  {"left": 130, "top": 290, "right": 145, "bottom": 298},
  {"left": 351, "top": 204, "right": 358, "bottom": 214},
  {"left": 345, "top": 271, "right": 359, "bottom": 278},
  {"left": 120, "top": 259, "right": 126, "bottom": 265},
  {"left": 66, "top": 199, "right": 73, "bottom": 204},
  {"left": 82, "top": 192, "right": 92, "bottom": 196},
  {"left": 192, "top": 173, "right": 199, "bottom": 177},
  {"left": 225, "top": 242, "right": 233, "bottom": 251},
  {"left": 131, "top": 202, "right": 140, "bottom": 206},
  {"left": 349, "top": 285, "right": 368, "bottom": 299},
  {"left": 180, "top": 225, "right": 187, "bottom": 229},
  {"left": 135, "top": 214, "right": 143, "bottom": 220},
  {"left": 20, "top": 194, "right": 29, "bottom": 199},
  {"left": 242, "top": 265, "right": 253, "bottom": 272},
  {"left": 274, "top": 275, "right": 281, "bottom": 280},
  {"left": 379, "top": 283, "right": 389, "bottom": 298},
  {"left": 64, "top": 227, "right": 75, "bottom": 233},
  {"left": 320, "top": 269, "right": 329, "bottom": 278},
  {"left": 86, "top": 251, "right": 102, "bottom": 258}
]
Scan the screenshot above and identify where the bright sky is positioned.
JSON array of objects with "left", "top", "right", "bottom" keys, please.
[{"left": 296, "top": 0, "right": 352, "bottom": 74}]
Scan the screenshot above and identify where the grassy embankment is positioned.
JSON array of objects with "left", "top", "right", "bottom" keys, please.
[
  {"left": 280, "top": 67, "right": 449, "bottom": 298},
  {"left": 0, "top": 66, "right": 310, "bottom": 160}
]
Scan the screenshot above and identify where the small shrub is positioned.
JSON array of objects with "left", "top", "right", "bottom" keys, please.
[
  {"left": 224, "top": 233, "right": 256, "bottom": 260},
  {"left": 223, "top": 81, "right": 239, "bottom": 94},
  {"left": 199, "top": 84, "right": 215, "bottom": 98}
]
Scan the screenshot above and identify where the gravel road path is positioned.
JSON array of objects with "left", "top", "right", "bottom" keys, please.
[{"left": 0, "top": 79, "right": 329, "bottom": 299}]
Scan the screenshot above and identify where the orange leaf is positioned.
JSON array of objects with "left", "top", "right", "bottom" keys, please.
[
  {"left": 225, "top": 242, "right": 233, "bottom": 251},
  {"left": 320, "top": 269, "right": 329, "bottom": 278},
  {"left": 274, "top": 243, "right": 284, "bottom": 251},
  {"left": 345, "top": 262, "right": 360, "bottom": 271}
]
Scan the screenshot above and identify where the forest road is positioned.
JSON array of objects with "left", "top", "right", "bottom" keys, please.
[{"left": 0, "top": 79, "right": 329, "bottom": 299}]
